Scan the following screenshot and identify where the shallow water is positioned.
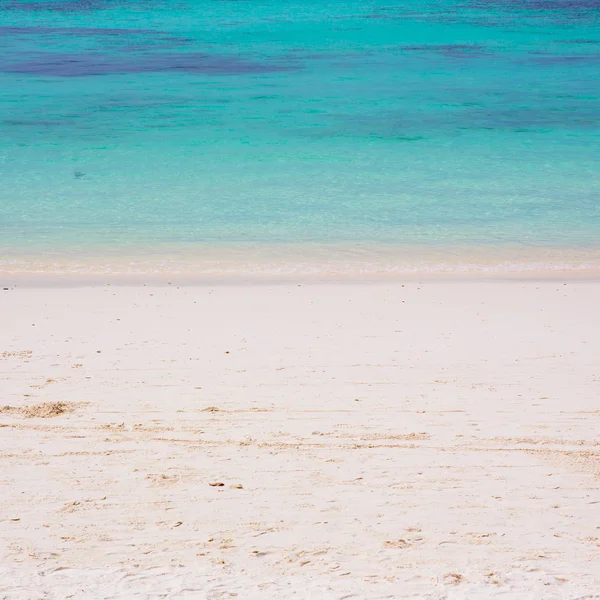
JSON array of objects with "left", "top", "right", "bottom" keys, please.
[{"left": 1, "top": 0, "right": 599, "bottom": 274}]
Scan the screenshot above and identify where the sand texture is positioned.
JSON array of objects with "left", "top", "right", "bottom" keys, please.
[{"left": 1, "top": 281, "right": 599, "bottom": 599}]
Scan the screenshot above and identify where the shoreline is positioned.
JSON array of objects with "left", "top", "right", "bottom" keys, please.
[{"left": 2, "top": 243, "right": 600, "bottom": 286}]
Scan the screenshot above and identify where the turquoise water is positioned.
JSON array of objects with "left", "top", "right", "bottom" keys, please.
[{"left": 1, "top": 0, "right": 599, "bottom": 273}]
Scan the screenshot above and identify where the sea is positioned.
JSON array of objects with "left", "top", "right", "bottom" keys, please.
[{"left": 1, "top": 0, "right": 599, "bottom": 278}]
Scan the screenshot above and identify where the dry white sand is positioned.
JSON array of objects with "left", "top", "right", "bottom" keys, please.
[{"left": 1, "top": 280, "right": 600, "bottom": 599}]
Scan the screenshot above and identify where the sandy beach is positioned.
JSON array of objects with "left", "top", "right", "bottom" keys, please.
[{"left": 1, "top": 279, "right": 599, "bottom": 599}]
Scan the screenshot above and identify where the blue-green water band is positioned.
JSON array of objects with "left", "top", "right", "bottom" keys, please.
[{"left": 1, "top": 1, "right": 599, "bottom": 274}]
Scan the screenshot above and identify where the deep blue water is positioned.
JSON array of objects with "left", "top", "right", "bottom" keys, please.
[{"left": 0, "top": 0, "right": 599, "bottom": 272}]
